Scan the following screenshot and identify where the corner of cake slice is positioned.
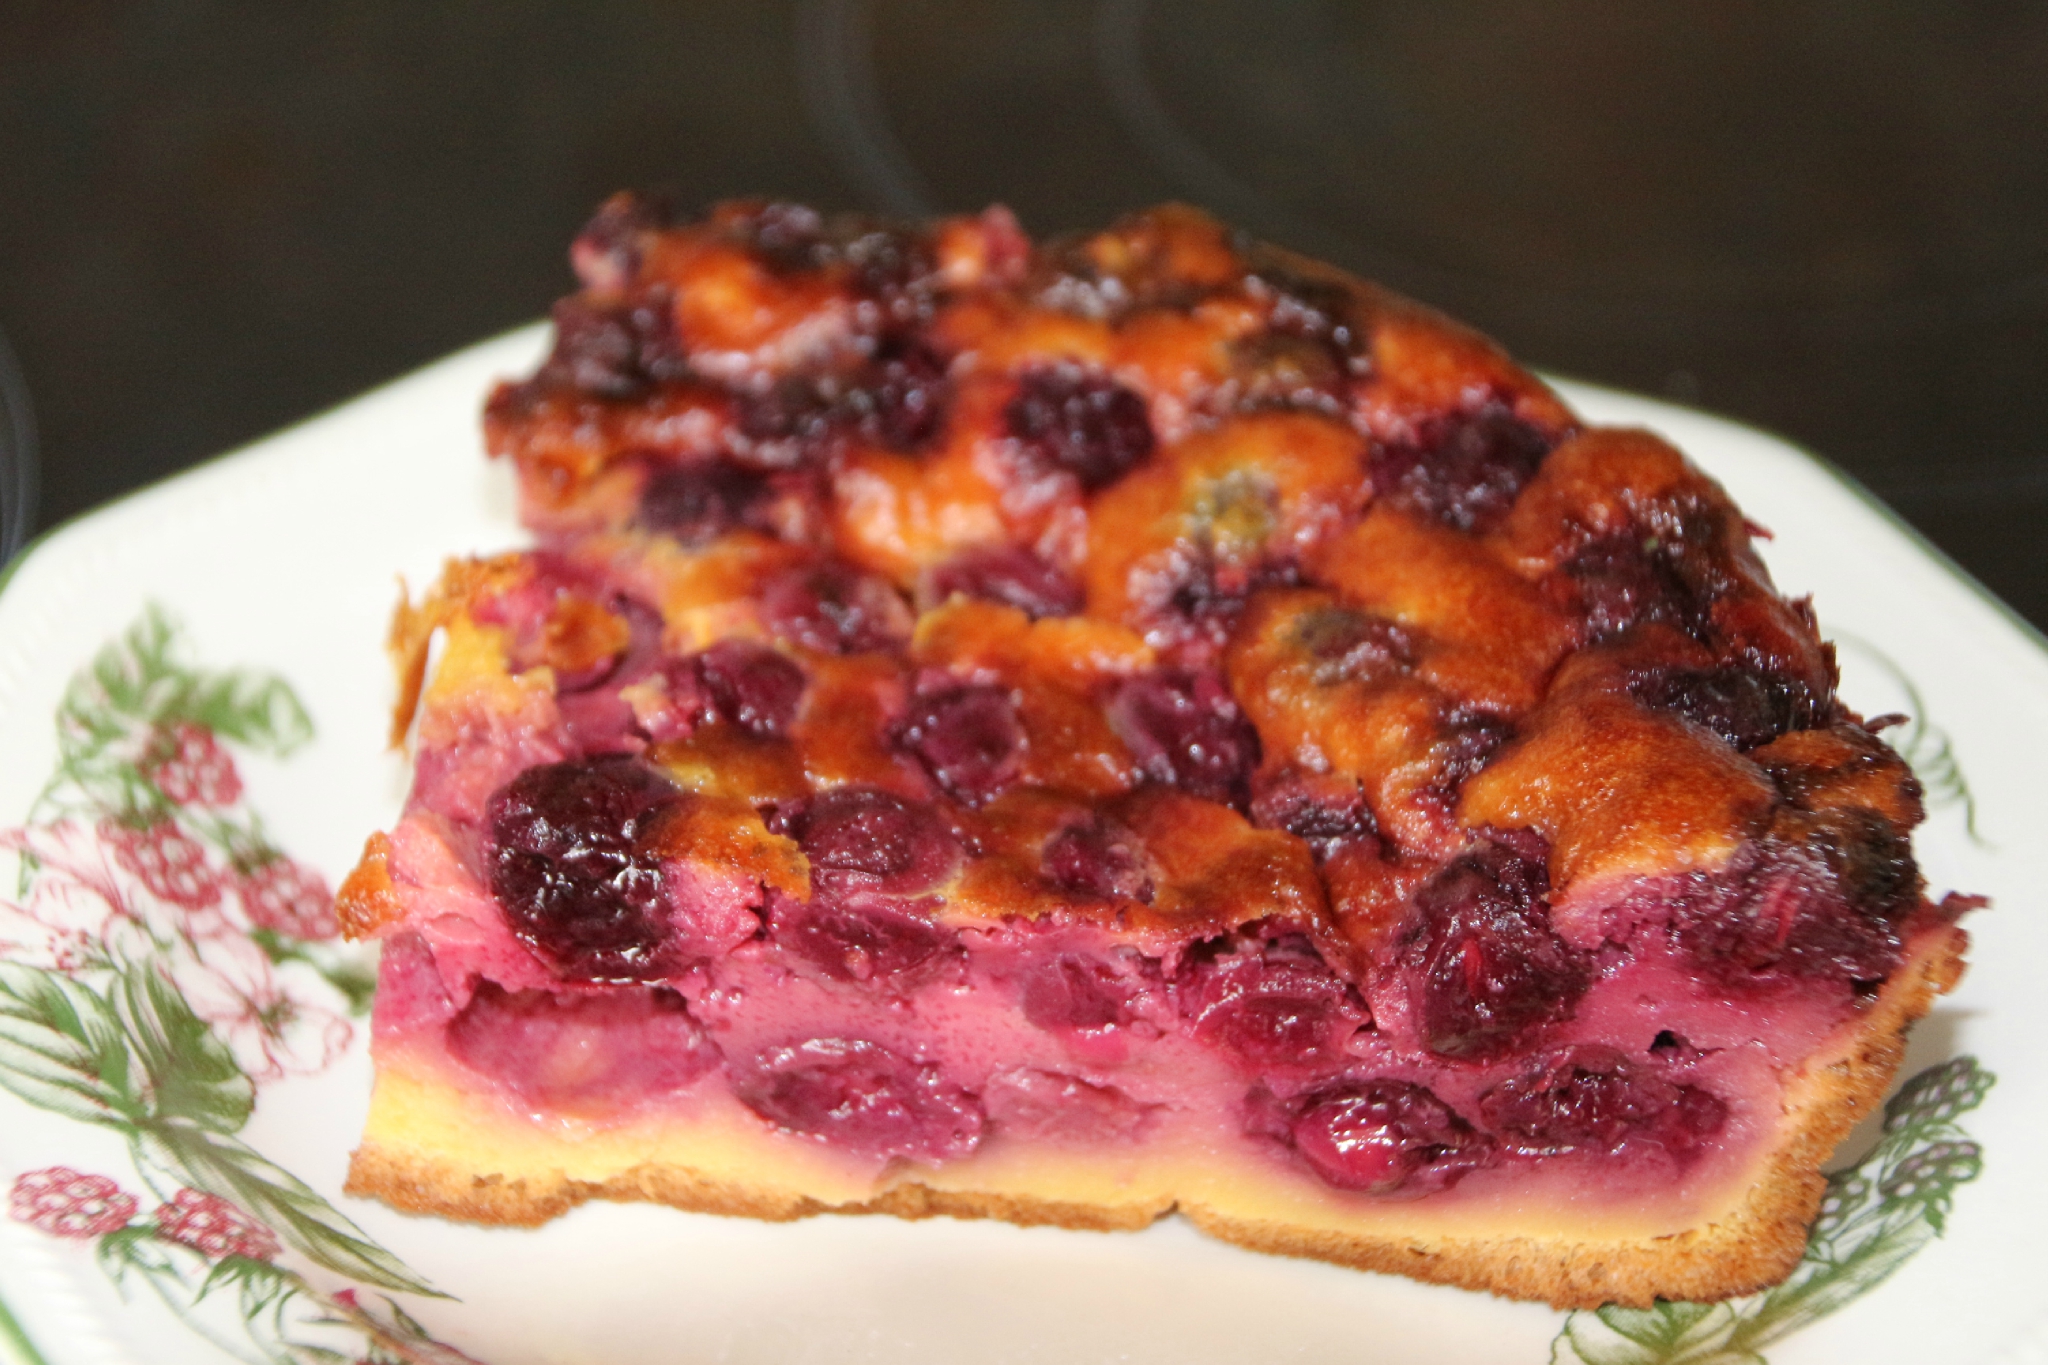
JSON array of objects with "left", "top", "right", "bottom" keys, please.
[{"left": 338, "top": 197, "right": 1975, "bottom": 1309}]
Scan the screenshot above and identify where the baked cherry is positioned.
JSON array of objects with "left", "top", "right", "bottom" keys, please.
[
  {"left": 1042, "top": 816, "right": 1152, "bottom": 902},
  {"left": 1629, "top": 664, "right": 1822, "bottom": 751},
  {"left": 1149, "top": 553, "right": 1303, "bottom": 659},
  {"left": 695, "top": 639, "right": 806, "bottom": 737},
  {"left": 1478, "top": 1046, "right": 1726, "bottom": 1156},
  {"left": 983, "top": 1068, "right": 1150, "bottom": 1143},
  {"left": 759, "top": 559, "right": 913, "bottom": 654},
  {"left": 898, "top": 684, "right": 1026, "bottom": 806},
  {"left": 485, "top": 757, "right": 685, "bottom": 980},
  {"left": 843, "top": 336, "right": 950, "bottom": 450},
  {"left": 1106, "top": 669, "right": 1261, "bottom": 807},
  {"left": 736, "top": 201, "right": 828, "bottom": 270},
  {"left": 1371, "top": 401, "right": 1553, "bottom": 534},
  {"left": 446, "top": 981, "right": 719, "bottom": 1109},
  {"left": 1559, "top": 509, "right": 1735, "bottom": 643},
  {"left": 924, "top": 546, "right": 1083, "bottom": 619},
  {"left": 1286, "top": 1080, "right": 1491, "bottom": 1196},
  {"left": 734, "top": 203, "right": 937, "bottom": 305},
  {"left": 736, "top": 1038, "right": 984, "bottom": 1162},
  {"left": 1005, "top": 363, "right": 1156, "bottom": 490},
  {"left": 1021, "top": 955, "right": 1133, "bottom": 1032},
  {"left": 1250, "top": 770, "right": 1378, "bottom": 858},
  {"left": 545, "top": 294, "right": 682, "bottom": 398},
  {"left": 735, "top": 376, "right": 840, "bottom": 468},
  {"left": 794, "top": 786, "right": 962, "bottom": 899},
  {"left": 1673, "top": 809, "right": 1912, "bottom": 985},
  {"left": 767, "top": 892, "right": 957, "bottom": 989},
  {"left": 737, "top": 342, "right": 949, "bottom": 463},
  {"left": 637, "top": 461, "right": 766, "bottom": 544},
  {"left": 570, "top": 191, "right": 674, "bottom": 290},
  {"left": 1178, "top": 937, "right": 1365, "bottom": 1071},
  {"left": 1400, "top": 836, "right": 1589, "bottom": 1060}
]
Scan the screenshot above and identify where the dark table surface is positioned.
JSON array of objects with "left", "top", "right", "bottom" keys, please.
[{"left": 4, "top": 1, "right": 2045, "bottom": 630}]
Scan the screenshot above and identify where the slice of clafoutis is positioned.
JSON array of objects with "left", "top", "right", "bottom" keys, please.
[
  {"left": 337, "top": 529, "right": 1967, "bottom": 1312},
  {"left": 338, "top": 199, "right": 1973, "bottom": 1310}
]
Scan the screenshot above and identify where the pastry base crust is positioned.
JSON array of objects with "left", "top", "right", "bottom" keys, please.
[{"left": 346, "top": 924, "right": 1964, "bottom": 1308}]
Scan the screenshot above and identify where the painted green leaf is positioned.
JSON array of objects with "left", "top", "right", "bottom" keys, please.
[
  {"left": 0, "top": 961, "right": 142, "bottom": 1129},
  {"left": 60, "top": 605, "right": 313, "bottom": 758},
  {"left": 176, "top": 672, "right": 314, "bottom": 755},
  {"left": 33, "top": 604, "right": 314, "bottom": 835},
  {"left": 1552, "top": 1302, "right": 1759, "bottom": 1365},
  {"left": 1550, "top": 1056, "right": 1994, "bottom": 1365},
  {"left": 1882, "top": 1055, "right": 1992, "bottom": 1132},
  {"left": 330, "top": 1293, "right": 488, "bottom": 1365},
  {"left": 195, "top": 1252, "right": 298, "bottom": 1321},
  {"left": 94, "top": 1224, "right": 196, "bottom": 1298},
  {"left": 1831, "top": 634, "right": 1981, "bottom": 841},
  {"left": 134, "top": 1122, "right": 443, "bottom": 1298},
  {"left": 112, "top": 963, "right": 254, "bottom": 1134}
]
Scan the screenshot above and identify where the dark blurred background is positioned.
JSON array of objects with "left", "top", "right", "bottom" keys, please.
[{"left": 3, "top": 1, "right": 2045, "bottom": 625}]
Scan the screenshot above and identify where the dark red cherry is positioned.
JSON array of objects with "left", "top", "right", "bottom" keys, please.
[
  {"left": 1370, "top": 401, "right": 1553, "bottom": 534},
  {"left": 1399, "top": 835, "right": 1588, "bottom": 1060},
  {"left": 1146, "top": 552, "right": 1304, "bottom": 660},
  {"left": 924, "top": 546, "right": 1083, "bottom": 619},
  {"left": 1672, "top": 810, "right": 1912, "bottom": 986},
  {"left": 1557, "top": 507, "right": 1737, "bottom": 643},
  {"left": 544, "top": 293, "right": 684, "bottom": 398},
  {"left": 793, "top": 786, "right": 962, "bottom": 899},
  {"left": 1629, "top": 663, "right": 1823, "bottom": 751},
  {"left": 766, "top": 892, "right": 956, "bottom": 989},
  {"left": 760, "top": 559, "right": 913, "bottom": 655},
  {"left": 1004, "top": 363, "right": 1156, "bottom": 490},
  {"left": 1249, "top": 770, "right": 1378, "bottom": 858},
  {"left": 1042, "top": 817, "right": 1152, "bottom": 902},
  {"left": 695, "top": 640, "right": 806, "bottom": 737},
  {"left": 738, "top": 201, "right": 827, "bottom": 270},
  {"left": 1477, "top": 1046, "right": 1727, "bottom": 1156},
  {"left": 485, "top": 757, "right": 685, "bottom": 981},
  {"left": 843, "top": 336, "right": 951, "bottom": 450},
  {"left": 1106, "top": 670, "right": 1261, "bottom": 807},
  {"left": 570, "top": 191, "right": 675, "bottom": 289},
  {"left": 1021, "top": 956, "right": 1133, "bottom": 1032},
  {"left": 637, "top": 462, "right": 766, "bottom": 545},
  {"left": 898, "top": 685, "right": 1026, "bottom": 806},
  {"left": 1178, "top": 938, "right": 1365, "bottom": 1071},
  {"left": 446, "top": 982, "right": 718, "bottom": 1109},
  {"left": 1286, "top": 1080, "right": 1491, "bottom": 1196},
  {"left": 736, "top": 1038, "right": 984, "bottom": 1162}
]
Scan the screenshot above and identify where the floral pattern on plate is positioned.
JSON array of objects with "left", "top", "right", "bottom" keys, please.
[{"left": 0, "top": 607, "right": 469, "bottom": 1364}]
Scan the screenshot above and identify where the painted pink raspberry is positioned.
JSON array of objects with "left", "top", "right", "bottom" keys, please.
[
  {"left": 240, "top": 856, "right": 338, "bottom": 939},
  {"left": 8, "top": 1168, "right": 139, "bottom": 1238},
  {"left": 103, "top": 818, "right": 220, "bottom": 909},
  {"left": 147, "top": 722, "right": 243, "bottom": 808},
  {"left": 154, "top": 1188, "right": 280, "bottom": 1261}
]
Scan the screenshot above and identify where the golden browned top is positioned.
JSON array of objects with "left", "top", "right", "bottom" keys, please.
[{"left": 381, "top": 197, "right": 1922, "bottom": 957}]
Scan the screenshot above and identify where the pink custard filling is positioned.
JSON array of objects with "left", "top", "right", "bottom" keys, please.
[{"left": 362, "top": 797, "right": 1893, "bottom": 1227}]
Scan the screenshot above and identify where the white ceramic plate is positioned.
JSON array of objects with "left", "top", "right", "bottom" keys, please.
[{"left": 0, "top": 327, "right": 2041, "bottom": 1365}]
